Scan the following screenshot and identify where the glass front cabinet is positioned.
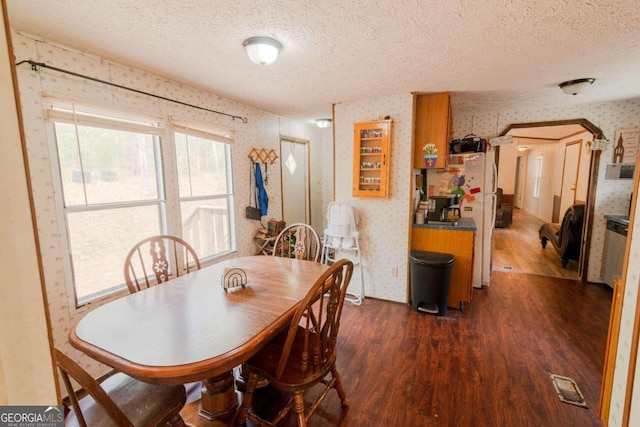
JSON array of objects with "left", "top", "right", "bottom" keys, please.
[{"left": 352, "top": 119, "right": 392, "bottom": 198}]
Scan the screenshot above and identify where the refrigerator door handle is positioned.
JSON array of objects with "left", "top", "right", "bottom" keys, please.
[
  {"left": 492, "top": 161, "right": 498, "bottom": 194},
  {"left": 490, "top": 193, "right": 497, "bottom": 230}
]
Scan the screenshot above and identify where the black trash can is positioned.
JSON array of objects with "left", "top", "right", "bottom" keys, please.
[{"left": 410, "top": 250, "right": 454, "bottom": 316}]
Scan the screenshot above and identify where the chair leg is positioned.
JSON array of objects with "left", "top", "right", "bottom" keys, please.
[
  {"left": 292, "top": 392, "right": 307, "bottom": 427},
  {"left": 235, "top": 373, "right": 259, "bottom": 425},
  {"left": 166, "top": 414, "right": 187, "bottom": 427},
  {"left": 331, "top": 367, "right": 349, "bottom": 407}
]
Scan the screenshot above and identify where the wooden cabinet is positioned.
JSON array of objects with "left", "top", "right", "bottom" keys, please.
[
  {"left": 352, "top": 120, "right": 392, "bottom": 198},
  {"left": 413, "top": 92, "right": 451, "bottom": 169},
  {"left": 411, "top": 226, "right": 474, "bottom": 309}
]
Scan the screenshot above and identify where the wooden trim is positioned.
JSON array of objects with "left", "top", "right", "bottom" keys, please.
[
  {"left": 599, "top": 276, "right": 625, "bottom": 425},
  {"left": 407, "top": 94, "right": 418, "bottom": 303},
  {"left": 599, "top": 149, "right": 638, "bottom": 425},
  {"left": 622, "top": 152, "right": 640, "bottom": 426},
  {"left": 581, "top": 149, "right": 600, "bottom": 282},
  {"left": 331, "top": 103, "right": 336, "bottom": 201},
  {"left": 499, "top": 118, "right": 605, "bottom": 139},
  {"left": 3, "top": 1, "right": 60, "bottom": 402}
]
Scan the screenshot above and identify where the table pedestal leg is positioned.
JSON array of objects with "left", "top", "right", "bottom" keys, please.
[{"left": 199, "top": 371, "right": 239, "bottom": 421}]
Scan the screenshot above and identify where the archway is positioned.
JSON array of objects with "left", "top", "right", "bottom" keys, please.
[{"left": 497, "top": 118, "right": 604, "bottom": 282}]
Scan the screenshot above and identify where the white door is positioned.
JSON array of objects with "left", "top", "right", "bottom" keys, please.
[
  {"left": 559, "top": 142, "right": 581, "bottom": 218},
  {"left": 280, "top": 139, "right": 310, "bottom": 224},
  {"left": 514, "top": 156, "right": 526, "bottom": 209}
]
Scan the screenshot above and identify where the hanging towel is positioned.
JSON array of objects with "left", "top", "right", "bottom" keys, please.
[{"left": 255, "top": 163, "right": 269, "bottom": 216}]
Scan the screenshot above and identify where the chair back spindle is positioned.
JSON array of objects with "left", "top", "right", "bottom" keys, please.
[
  {"left": 124, "top": 235, "right": 201, "bottom": 293},
  {"left": 272, "top": 223, "right": 321, "bottom": 262}
]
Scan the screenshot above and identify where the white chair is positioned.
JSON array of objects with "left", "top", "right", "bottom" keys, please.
[
  {"left": 272, "top": 223, "right": 321, "bottom": 262},
  {"left": 321, "top": 202, "right": 365, "bottom": 305}
]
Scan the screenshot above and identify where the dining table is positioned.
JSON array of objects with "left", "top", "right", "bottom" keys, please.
[{"left": 68, "top": 255, "right": 329, "bottom": 425}]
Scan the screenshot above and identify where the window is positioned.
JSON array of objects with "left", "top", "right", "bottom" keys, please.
[
  {"left": 533, "top": 157, "right": 543, "bottom": 199},
  {"left": 174, "top": 130, "right": 235, "bottom": 259},
  {"left": 49, "top": 104, "right": 235, "bottom": 307}
]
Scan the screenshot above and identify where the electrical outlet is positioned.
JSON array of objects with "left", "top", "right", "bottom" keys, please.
[{"left": 391, "top": 266, "right": 398, "bottom": 277}]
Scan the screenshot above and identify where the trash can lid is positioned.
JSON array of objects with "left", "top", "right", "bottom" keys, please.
[{"left": 410, "top": 250, "right": 454, "bottom": 267}]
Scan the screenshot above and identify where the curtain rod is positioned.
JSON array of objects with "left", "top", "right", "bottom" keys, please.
[{"left": 15, "top": 59, "right": 248, "bottom": 124}]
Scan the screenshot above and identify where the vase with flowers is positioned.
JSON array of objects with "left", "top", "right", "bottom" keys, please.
[{"left": 423, "top": 143, "right": 439, "bottom": 168}]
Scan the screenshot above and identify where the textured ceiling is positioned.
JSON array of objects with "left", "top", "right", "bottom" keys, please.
[{"left": 6, "top": 0, "right": 640, "bottom": 125}]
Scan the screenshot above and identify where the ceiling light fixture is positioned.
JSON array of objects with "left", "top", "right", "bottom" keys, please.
[
  {"left": 559, "top": 78, "right": 595, "bottom": 95},
  {"left": 243, "top": 37, "right": 282, "bottom": 65},
  {"left": 316, "top": 119, "right": 332, "bottom": 128},
  {"left": 518, "top": 146, "right": 528, "bottom": 152}
]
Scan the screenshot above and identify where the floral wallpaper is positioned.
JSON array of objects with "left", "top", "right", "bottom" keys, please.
[
  {"left": 333, "top": 94, "right": 413, "bottom": 302},
  {"left": 11, "top": 26, "right": 640, "bottom": 424},
  {"left": 12, "top": 29, "right": 325, "bottom": 378}
]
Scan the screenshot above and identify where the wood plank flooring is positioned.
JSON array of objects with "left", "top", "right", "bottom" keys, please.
[
  {"left": 182, "top": 270, "right": 612, "bottom": 426},
  {"left": 492, "top": 208, "right": 581, "bottom": 280}
]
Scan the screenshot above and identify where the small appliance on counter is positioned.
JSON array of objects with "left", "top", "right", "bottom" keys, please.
[{"left": 426, "top": 194, "right": 461, "bottom": 223}]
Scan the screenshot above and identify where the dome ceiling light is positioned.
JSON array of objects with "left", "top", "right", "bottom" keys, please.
[
  {"left": 559, "top": 78, "right": 595, "bottom": 95},
  {"left": 243, "top": 37, "right": 282, "bottom": 65},
  {"left": 316, "top": 119, "right": 332, "bottom": 128}
]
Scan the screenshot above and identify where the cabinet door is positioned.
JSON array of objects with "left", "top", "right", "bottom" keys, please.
[
  {"left": 413, "top": 92, "right": 451, "bottom": 169},
  {"left": 353, "top": 120, "right": 392, "bottom": 198},
  {"left": 411, "top": 227, "right": 473, "bottom": 309}
]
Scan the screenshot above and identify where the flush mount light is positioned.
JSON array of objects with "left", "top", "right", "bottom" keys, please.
[
  {"left": 316, "top": 118, "right": 332, "bottom": 128},
  {"left": 243, "top": 37, "right": 282, "bottom": 65},
  {"left": 518, "top": 146, "right": 528, "bottom": 152},
  {"left": 559, "top": 78, "right": 595, "bottom": 95}
]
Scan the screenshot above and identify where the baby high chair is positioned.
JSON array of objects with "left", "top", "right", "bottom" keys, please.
[{"left": 321, "top": 202, "right": 364, "bottom": 305}]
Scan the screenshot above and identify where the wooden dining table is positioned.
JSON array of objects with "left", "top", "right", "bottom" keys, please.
[{"left": 69, "top": 255, "right": 328, "bottom": 424}]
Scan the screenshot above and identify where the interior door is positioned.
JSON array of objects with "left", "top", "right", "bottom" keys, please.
[
  {"left": 559, "top": 142, "right": 581, "bottom": 217},
  {"left": 514, "top": 156, "right": 526, "bottom": 208},
  {"left": 280, "top": 138, "right": 310, "bottom": 224}
]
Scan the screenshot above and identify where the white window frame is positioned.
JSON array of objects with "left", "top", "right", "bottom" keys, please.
[
  {"left": 47, "top": 102, "right": 237, "bottom": 309},
  {"left": 533, "top": 156, "right": 544, "bottom": 199},
  {"left": 171, "top": 116, "right": 237, "bottom": 263}
]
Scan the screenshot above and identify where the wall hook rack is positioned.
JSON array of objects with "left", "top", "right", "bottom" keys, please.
[{"left": 248, "top": 148, "right": 279, "bottom": 164}]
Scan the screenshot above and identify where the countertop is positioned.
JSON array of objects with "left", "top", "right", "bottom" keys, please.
[
  {"left": 604, "top": 215, "right": 630, "bottom": 227},
  {"left": 412, "top": 217, "right": 477, "bottom": 231}
]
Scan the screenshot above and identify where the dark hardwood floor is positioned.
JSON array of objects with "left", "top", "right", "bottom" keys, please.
[{"left": 183, "top": 271, "right": 612, "bottom": 426}]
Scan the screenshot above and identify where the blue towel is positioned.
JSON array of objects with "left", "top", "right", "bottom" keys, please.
[{"left": 255, "top": 163, "right": 269, "bottom": 216}]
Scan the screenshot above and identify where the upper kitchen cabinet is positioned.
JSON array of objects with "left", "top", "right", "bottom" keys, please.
[
  {"left": 352, "top": 119, "right": 393, "bottom": 198},
  {"left": 413, "top": 92, "right": 451, "bottom": 169}
]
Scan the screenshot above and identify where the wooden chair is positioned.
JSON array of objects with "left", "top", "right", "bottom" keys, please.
[
  {"left": 54, "top": 348, "right": 187, "bottom": 427},
  {"left": 272, "top": 223, "right": 321, "bottom": 262},
  {"left": 124, "top": 234, "right": 201, "bottom": 293},
  {"left": 234, "top": 259, "right": 353, "bottom": 427}
]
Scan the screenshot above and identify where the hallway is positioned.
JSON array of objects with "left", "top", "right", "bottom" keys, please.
[{"left": 492, "top": 208, "right": 581, "bottom": 280}]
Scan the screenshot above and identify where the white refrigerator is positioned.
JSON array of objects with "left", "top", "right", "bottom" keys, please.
[{"left": 437, "top": 151, "right": 497, "bottom": 288}]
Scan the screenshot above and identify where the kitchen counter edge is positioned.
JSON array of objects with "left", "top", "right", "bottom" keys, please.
[
  {"left": 412, "top": 218, "right": 477, "bottom": 231},
  {"left": 604, "top": 214, "right": 630, "bottom": 227}
]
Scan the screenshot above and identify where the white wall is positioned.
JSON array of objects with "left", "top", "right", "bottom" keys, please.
[
  {"left": 333, "top": 94, "right": 413, "bottom": 302},
  {"left": 497, "top": 141, "right": 518, "bottom": 194},
  {"left": 0, "top": 12, "right": 57, "bottom": 404}
]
